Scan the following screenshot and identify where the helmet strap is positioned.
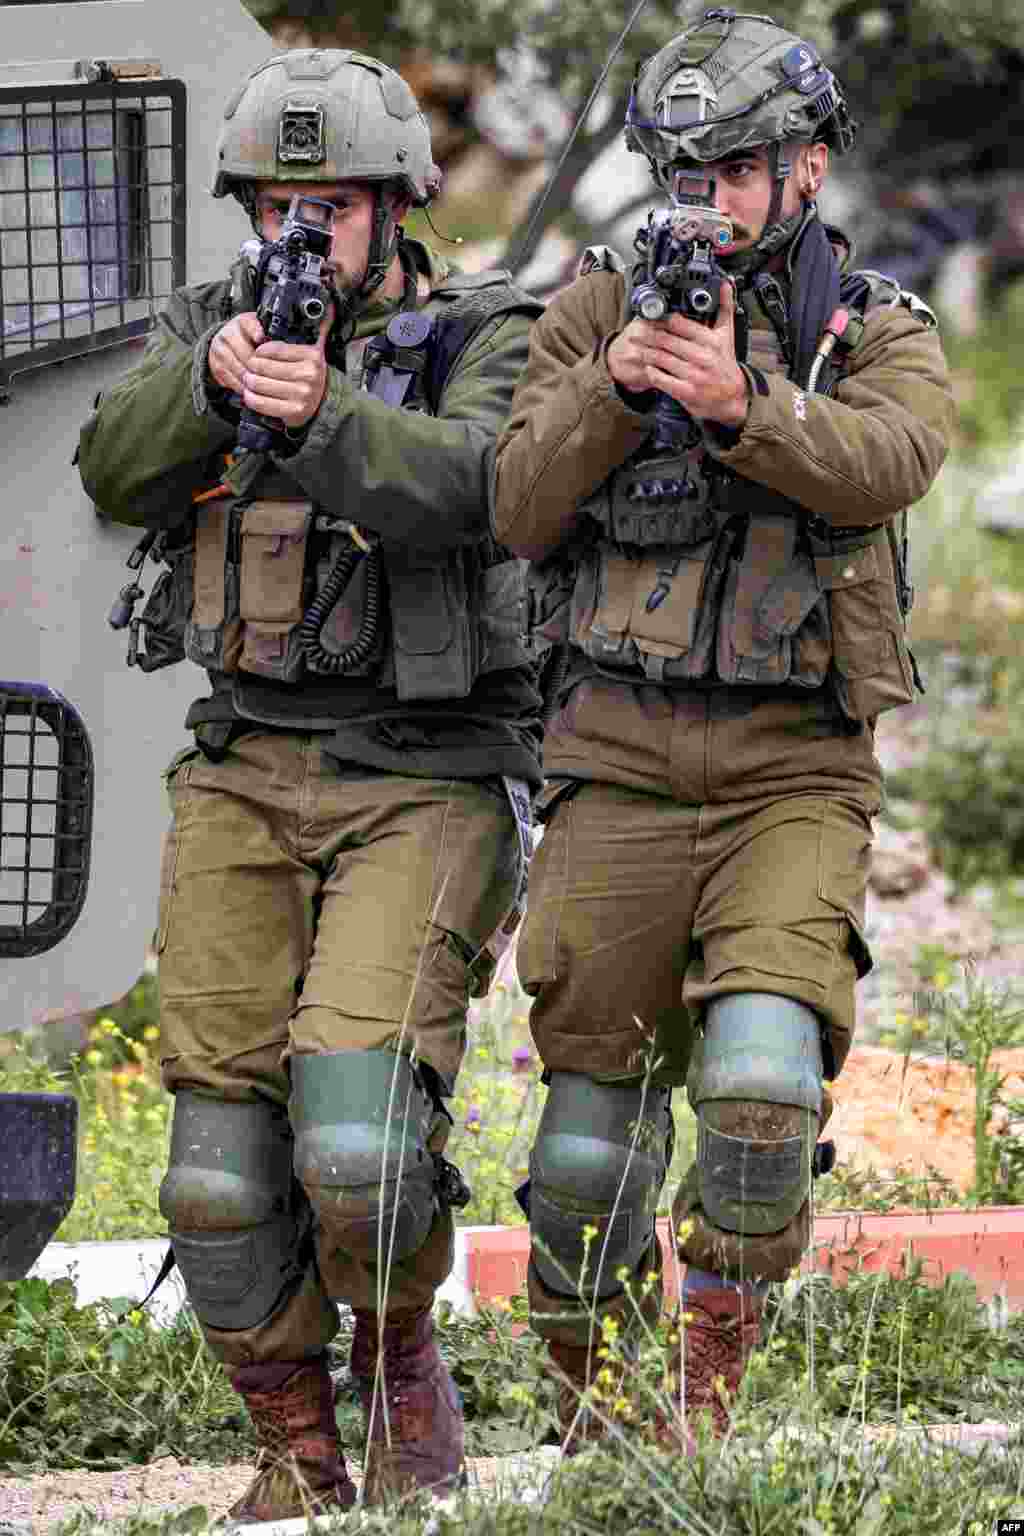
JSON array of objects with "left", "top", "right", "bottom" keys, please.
[
  {"left": 765, "top": 140, "right": 790, "bottom": 234},
  {"left": 360, "top": 186, "right": 399, "bottom": 303},
  {"left": 723, "top": 142, "right": 808, "bottom": 281}
]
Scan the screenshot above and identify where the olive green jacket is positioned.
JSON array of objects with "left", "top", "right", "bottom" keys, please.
[
  {"left": 492, "top": 257, "right": 956, "bottom": 795},
  {"left": 77, "top": 239, "right": 544, "bottom": 785},
  {"left": 494, "top": 267, "right": 955, "bottom": 564},
  {"left": 79, "top": 240, "right": 533, "bottom": 551}
]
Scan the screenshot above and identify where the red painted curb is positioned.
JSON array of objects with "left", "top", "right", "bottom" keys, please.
[{"left": 464, "top": 1208, "right": 1024, "bottom": 1308}]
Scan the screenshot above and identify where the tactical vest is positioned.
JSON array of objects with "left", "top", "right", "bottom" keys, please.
[
  {"left": 135, "top": 271, "right": 544, "bottom": 704},
  {"left": 531, "top": 260, "right": 924, "bottom": 727}
]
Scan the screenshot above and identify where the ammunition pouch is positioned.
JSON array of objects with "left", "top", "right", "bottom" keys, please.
[
  {"left": 184, "top": 498, "right": 244, "bottom": 674},
  {"left": 385, "top": 545, "right": 528, "bottom": 702},
  {"left": 807, "top": 519, "right": 917, "bottom": 723},
  {"left": 183, "top": 493, "right": 529, "bottom": 700},
  {"left": 130, "top": 267, "right": 542, "bottom": 701},
  {"left": 238, "top": 499, "right": 313, "bottom": 682},
  {"left": 553, "top": 446, "right": 918, "bottom": 720},
  {"left": 184, "top": 497, "right": 313, "bottom": 683}
]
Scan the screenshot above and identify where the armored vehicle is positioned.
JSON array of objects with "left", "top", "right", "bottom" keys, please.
[{"left": 1, "top": 0, "right": 272, "bottom": 1274}]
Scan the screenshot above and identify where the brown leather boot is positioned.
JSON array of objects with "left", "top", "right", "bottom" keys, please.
[
  {"left": 351, "top": 1306, "right": 465, "bottom": 1505},
  {"left": 661, "top": 1286, "right": 762, "bottom": 1447},
  {"left": 223, "top": 1356, "right": 358, "bottom": 1525}
]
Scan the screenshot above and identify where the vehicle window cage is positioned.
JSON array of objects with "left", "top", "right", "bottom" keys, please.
[
  {"left": 0, "top": 686, "right": 94, "bottom": 959},
  {"left": 0, "top": 78, "right": 185, "bottom": 396}
]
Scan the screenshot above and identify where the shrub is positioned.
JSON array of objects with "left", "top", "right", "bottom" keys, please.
[{"left": 886, "top": 660, "right": 1024, "bottom": 894}]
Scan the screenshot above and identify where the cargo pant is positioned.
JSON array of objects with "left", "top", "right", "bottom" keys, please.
[
  {"left": 156, "top": 730, "right": 523, "bottom": 1366},
  {"left": 517, "top": 682, "right": 882, "bottom": 1335}
]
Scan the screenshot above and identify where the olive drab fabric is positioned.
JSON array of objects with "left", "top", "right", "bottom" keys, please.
[
  {"left": 77, "top": 239, "right": 545, "bottom": 788},
  {"left": 497, "top": 242, "right": 955, "bottom": 766}
]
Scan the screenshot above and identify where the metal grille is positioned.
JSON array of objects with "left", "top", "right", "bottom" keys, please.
[
  {"left": 0, "top": 78, "right": 186, "bottom": 398},
  {"left": 0, "top": 684, "right": 94, "bottom": 959}
]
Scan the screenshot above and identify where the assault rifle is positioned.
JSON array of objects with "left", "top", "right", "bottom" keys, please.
[
  {"left": 236, "top": 194, "right": 336, "bottom": 454},
  {"left": 630, "top": 168, "right": 733, "bottom": 455}
]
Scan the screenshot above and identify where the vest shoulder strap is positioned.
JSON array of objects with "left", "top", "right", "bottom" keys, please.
[
  {"left": 839, "top": 268, "right": 940, "bottom": 353},
  {"left": 424, "top": 273, "right": 544, "bottom": 413}
]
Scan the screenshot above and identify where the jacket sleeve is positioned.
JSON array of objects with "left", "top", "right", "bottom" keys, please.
[
  {"left": 279, "top": 309, "right": 536, "bottom": 550},
  {"left": 704, "top": 301, "right": 957, "bottom": 526},
  {"left": 76, "top": 284, "right": 237, "bottom": 528},
  {"left": 492, "top": 273, "right": 657, "bottom": 561}
]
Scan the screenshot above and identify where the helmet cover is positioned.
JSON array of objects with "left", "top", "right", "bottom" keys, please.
[
  {"left": 625, "top": 9, "right": 856, "bottom": 177},
  {"left": 213, "top": 49, "right": 442, "bottom": 206}
]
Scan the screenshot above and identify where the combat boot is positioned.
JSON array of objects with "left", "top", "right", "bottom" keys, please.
[
  {"left": 350, "top": 1305, "right": 466, "bottom": 1504},
  {"left": 224, "top": 1355, "right": 358, "bottom": 1525},
  {"left": 660, "top": 1285, "right": 762, "bottom": 1447}
]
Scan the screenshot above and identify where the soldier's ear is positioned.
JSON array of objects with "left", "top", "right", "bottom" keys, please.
[{"left": 800, "top": 142, "right": 830, "bottom": 198}]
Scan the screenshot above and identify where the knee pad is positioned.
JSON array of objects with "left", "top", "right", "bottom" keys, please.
[
  {"left": 529, "top": 1072, "right": 672, "bottom": 1302},
  {"left": 290, "top": 1050, "right": 438, "bottom": 1266},
  {"left": 159, "top": 1092, "right": 306, "bottom": 1332},
  {"left": 687, "top": 993, "right": 823, "bottom": 1238}
]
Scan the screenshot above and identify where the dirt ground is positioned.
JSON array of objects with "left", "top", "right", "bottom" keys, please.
[{"left": 0, "top": 1450, "right": 564, "bottom": 1531}]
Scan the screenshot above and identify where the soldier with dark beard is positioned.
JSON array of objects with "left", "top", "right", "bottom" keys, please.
[
  {"left": 79, "top": 49, "right": 542, "bottom": 1522},
  {"left": 494, "top": 8, "right": 955, "bottom": 1453}
]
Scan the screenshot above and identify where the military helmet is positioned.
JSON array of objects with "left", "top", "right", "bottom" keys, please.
[
  {"left": 213, "top": 49, "right": 442, "bottom": 206},
  {"left": 625, "top": 9, "right": 856, "bottom": 175}
]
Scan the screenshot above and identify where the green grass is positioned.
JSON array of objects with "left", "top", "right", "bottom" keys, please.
[{"left": 6, "top": 1260, "right": 1024, "bottom": 1536}]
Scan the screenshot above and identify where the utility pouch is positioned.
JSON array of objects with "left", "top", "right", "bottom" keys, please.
[
  {"left": 715, "top": 515, "right": 824, "bottom": 687},
  {"left": 813, "top": 531, "right": 915, "bottom": 723},
  {"left": 132, "top": 545, "right": 194, "bottom": 673},
  {"left": 185, "top": 501, "right": 244, "bottom": 673},
  {"left": 238, "top": 499, "right": 312, "bottom": 683},
  {"left": 387, "top": 546, "right": 476, "bottom": 702},
  {"left": 571, "top": 540, "right": 718, "bottom": 682}
]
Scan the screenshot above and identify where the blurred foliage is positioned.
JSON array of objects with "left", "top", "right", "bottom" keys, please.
[
  {"left": 240, "top": 1, "right": 1024, "bottom": 268},
  {"left": 943, "top": 283, "right": 1024, "bottom": 457},
  {"left": 243, "top": 0, "right": 1024, "bottom": 79},
  {"left": 887, "top": 656, "right": 1024, "bottom": 894}
]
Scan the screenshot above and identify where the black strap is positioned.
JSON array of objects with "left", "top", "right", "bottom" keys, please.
[
  {"left": 788, "top": 215, "right": 842, "bottom": 390},
  {"left": 750, "top": 272, "right": 792, "bottom": 365}
]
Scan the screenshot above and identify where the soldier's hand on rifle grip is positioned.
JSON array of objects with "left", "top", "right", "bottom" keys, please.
[
  {"left": 240, "top": 303, "right": 333, "bottom": 431},
  {"left": 607, "top": 317, "right": 666, "bottom": 397},
  {"left": 644, "top": 279, "right": 749, "bottom": 430},
  {"left": 208, "top": 312, "right": 266, "bottom": 395}
]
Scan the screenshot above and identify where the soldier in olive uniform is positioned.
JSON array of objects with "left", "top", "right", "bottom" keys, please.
[
  {"left": 78, "top": 51, "right": 542, "bottom": 1521},
  {"left": 494, "top": 10, "right": 956, "bottom": 1451}
]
